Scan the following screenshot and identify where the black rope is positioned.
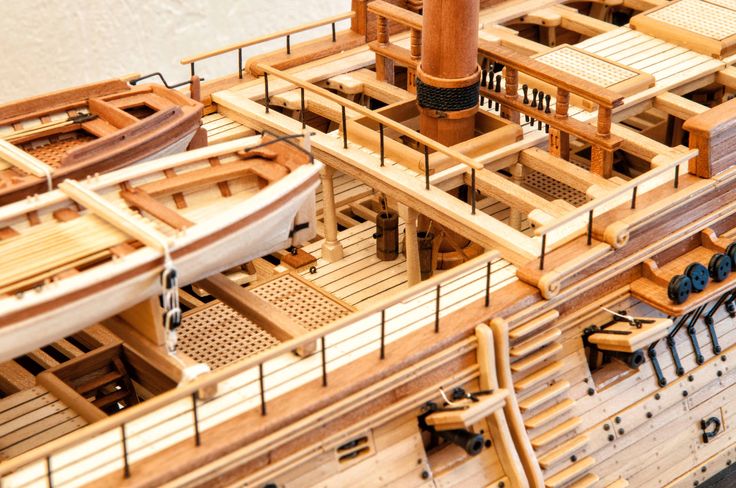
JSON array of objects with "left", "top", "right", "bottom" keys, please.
[{"left": 416, "top": 78, "right": 479, "bottom": 112}]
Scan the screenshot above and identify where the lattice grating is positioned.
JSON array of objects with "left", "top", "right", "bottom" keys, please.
[
  {"left": 178, "top": 274, "right": 351, "bottom": 369},
  {"left": 524, "top": 171, "right": 587, "bottom": 207},
  {"left": 647, "top": 0, "right": 736, "bottom": 40},
  {"left": 178, "top": 303, "right": 280, "bottom": 370},
  {"left": 252, "top": 274, "right": 351, "bottom": 331},
  {"left": 23, "top": 133, "right": 95, "bottom": 168},
  {"left": 536, "top": 47, "right": 637, "bottom": 87}
]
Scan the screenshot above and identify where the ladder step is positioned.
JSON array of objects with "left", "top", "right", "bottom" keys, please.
[
  {"left": 76, "top": 371, "right": 123, "bottom": 395},
  {"left": 532, "top": 416, "right": 582, "bottom": 449},
  {"left": 570, "top": 472, "right": 599, "bottom": 488},
  {"left": 509, "top": 310, "right": 560, "bottom": 340},
  {"left": 525, "top": 398, "right": 576, "bottom": 430},
  {"left": 511, "top": 328, "right": 562, "bottom": 357},
  {"left": 92, "top": 389, "right": 129, "bottom": 409},
  {"left": 519, "top": 381, "right": 571, "bottom": 413},
  {"left": 512, "top": 342, "right": 562, "bottom": 373},
  {"left": 544, "top": 457, "right": 596, "bottom": 488},
  {"left": 515, "top": 361, "right": 563, "bottom": 392},
  {"left": 538, "top": 433, "right": 589, "bottom": 469}
]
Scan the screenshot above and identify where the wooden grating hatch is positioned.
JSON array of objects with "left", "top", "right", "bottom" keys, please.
[
  {"left": 178, "top": 273, "right": 352, "bottom": 369},
  {"left": 631, "top": 0, "right": 736, "bottom": 58}
]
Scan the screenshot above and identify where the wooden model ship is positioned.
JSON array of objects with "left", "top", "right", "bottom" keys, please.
[
  {"left": 0, "top": 78, "right": 203, "bottom": 205},
  {"left": 5, "top": 0, "right": 736, "bottom": 487}
]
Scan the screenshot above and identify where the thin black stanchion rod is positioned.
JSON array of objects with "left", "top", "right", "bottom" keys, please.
[
  {"left": 190, "top": 63, "right": 195, "bottom": 77},
  {"left": 192, "top": 393, "right": 201, "bottom": 446},
  {"left": 539, "top": 234, "right": 547, "bottom": 270},
  {"left": 121, "top": 425, "right": 131, "bottom": 478},
  {"left": 471, "top": 169, "right": 477, "bottom": 215},
  {"left": 259, "top": 363, "right": 267, "bottom": 415},
  {"left": 300, "top": 87, "right": 306, "bottom": 128},
  {"left": 379, "top": 124, "right": 385, "bottom": 166},
  {"left": 631, "top": 186, "right": 638, "bottom": 209},
  {"left": 674, "top": 165, "right": 680, "bottom": 189},
  {"left": 424, "top": 146, "right": 430, "bottom": 190},
  {"left": 341, "top": 106, "right": 348, "bottom": 149},
  {"left": 380, "top": 310, "right": 386, "bottom": 359},
  {"left": 238, "top": 48, "right": 243, "bottom": 79},
  {"left": 485, "top": 261, "right": 491, "bottom": 307},
  {"left": 321, "top": 337, "right": 328, "bottom": 386},
  {"left": 286, "top": 35, "right": 291, "bottom": 55},
  {"left": 264, "top": 73, "right": 270, "bottom": 114},
  {"left": 332, "top": 22, "right": 337, "bottom": 42},
  {"left": 434, "top": 285, "right": 441, "bottom": 333},
  {"left": 46, "top": 456, "right": 53, "bottom": 488},
  {"left": 587, "top": 210, "right": 594, "bottom": 245}
]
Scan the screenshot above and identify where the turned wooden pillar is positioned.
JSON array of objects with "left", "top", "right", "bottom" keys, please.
[
  {"left": 509, "top": 163, "right": 524, "bottom": 230},
  {"left": 501, "top": 67, "right": 520, "bottom": 124},
  {"left": 375, "top": 15, "right": 395, "bottom": 84},
  {"left": 320, "top": 166, "right": 344, "bottom": 262},
  {"left": 401, "top": 204, "right": 422, "bottom": 286},
  {"left": 549, "top": 87, "right": 570, "bottom": 160},
  {"left": 591, "top": 106, "right": 613, "bottom": 178},
  {"left": 407, "top": 28, "right": 422, "bottom": 94},
  {"left": 417, "top": 0, "right": 480, "bottom": 147}
]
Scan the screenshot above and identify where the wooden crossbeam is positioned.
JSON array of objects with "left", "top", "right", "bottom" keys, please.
[
  {"left": 120, "top": 189, "right": 194, "bottom": 231},
  {"left": 653, "top": 92, "right": 709, "bottom": 120},
  {"left": 519, "top": 147, "right": 618, "bottom": 194},
  {"left": 468, "top": 168, "right": 566, "bottom": 217}
]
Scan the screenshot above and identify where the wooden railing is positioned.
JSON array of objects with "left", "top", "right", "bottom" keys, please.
[
  {"left": 258, "top": 64, "right": 486, "bottom": 213},
  {"left": 180, "top": 11, "right": 355, "bottom": 79},
  {"left": 0, "top": 251, "right": 500, "bottom": 486},
  {"left": 478, "top": 40, "right": 623, "bottom": 178},
  {"left": 533, "top": 148, "right": 697, "bottom": 269},
  {"left": 367, "top": 1, "right": 423, "bottom": 87}
]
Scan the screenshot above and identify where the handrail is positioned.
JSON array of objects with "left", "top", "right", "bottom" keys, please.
[
  {"left": 367, "top": 0, "right": 423, "bottom": 30},
  {"left": 0, "top": 250, "right": 499, "bottom": 476},
  {"left": 478, "top": 40, "right": 623, "bottom": 109},
  {"left": 180, "top": 11, "right": 355, "bottom": 65},
  {"left": 258, "top": 64, "right": 484, "bottom": 171},
  {"left": 534, "top": 148, "right": 696, "bottom": 237}
]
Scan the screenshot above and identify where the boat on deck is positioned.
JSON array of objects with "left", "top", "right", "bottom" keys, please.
[
  {"left": 0, "top": 134, "right": 320, "bottom": 361},
  {"left": 0, "top": 78, "right": 203, "bottom": 205}
]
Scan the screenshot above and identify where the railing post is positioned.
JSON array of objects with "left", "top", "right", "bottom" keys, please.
[
  {"left": 300, "top": 87, "right": 306, "bottom": 129},
  {"left": 550, "top": 87, "right": 570, "bottom": 160},
  {"left": 379, "top": 123, "right": 385, "bottom": 166},
  {"left": 192, "top": 393, "right": 201, "bottom": 446},
  {"left": 485, "top": 261, "right": 491, "bottom": 307},
  {"left": 471, "top": 168, "right": 477, "bottom": 215},
  {"left": 540, "top": 234, "right": 547, "bottom": 271},
  {"left": 121, "top": 425, "right": 130, "bottom": 478},
  {"left": 631, "top": 186, "right": 638, "bottom": 209},
  {"left": 264, "top": 73, "right": 270, "bottom": 114},
  {"left": 380, "top": 310, "right": 386, "bottom": 359},
  {"left": 434, "top": 284, "right": 441, "bottom": 333},
  {"left": 321, "top": 337, "right": 328, "bottom": 387},
  {"left": 238, "top": 48, "right": 243, "bottom": 79},
  {"left": 46, "top": 456, "right": 53, "bottom": 488},
  {"left": 286, "top": 34, "right": 291, "bottom": 55},
  {"left": 424, "top": 146, "right": 430, "bottom": 190},
  {"left": 341, "top": 106, "right": 348, "bottom": 149},
  {"left": 587, "top": 210, "right": 594, "bottom": 245},
  {"left": 259, "top": 363, "right": 267, "bottom": 415}
]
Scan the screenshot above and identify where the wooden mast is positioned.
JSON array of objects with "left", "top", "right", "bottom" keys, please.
[{"left": 417, "top": 0, "right": 480, "bottom": 146}]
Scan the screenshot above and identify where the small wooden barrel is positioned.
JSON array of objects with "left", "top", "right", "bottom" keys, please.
[
  {"left": 375, "top": 211, "right": 399, "bottom": 261},
  {"left": 418, "top": 231, "right": 435, "bottom": 280}
]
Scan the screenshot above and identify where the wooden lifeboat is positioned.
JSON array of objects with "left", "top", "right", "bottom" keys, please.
[
  {"left": 0, "top": 78, "right": 203, "bottom": 205},
  {"left": 0, "top": 134, "right": 321, "bottom": 361}
]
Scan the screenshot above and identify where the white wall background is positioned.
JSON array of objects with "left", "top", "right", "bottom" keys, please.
[{"left": 0, "top": 0, "right": 348, "bottom": 103}]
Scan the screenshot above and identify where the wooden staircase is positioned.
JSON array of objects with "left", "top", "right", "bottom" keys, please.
[{"left": 507, "top": 310, "right": 597, "bottom": 488}]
